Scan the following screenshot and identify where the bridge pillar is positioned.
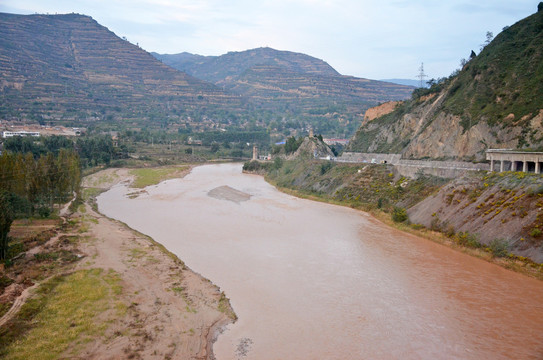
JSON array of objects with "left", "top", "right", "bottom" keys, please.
[
  {"left": 523, "top": 161, "right": 528, "bottom": 173},
  {"left": 536, "top": 161, "right": 541, "bottom": 174},
  {"left": 490, "top": 160, "right": 495, "bottom": 172},
  {"left": 500, "top": 160, "right": 504, "bottom": 172}
]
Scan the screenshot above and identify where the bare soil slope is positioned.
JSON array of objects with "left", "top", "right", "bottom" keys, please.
[{"left": 408, "top": 172, "right": 543, "bottom": 262}]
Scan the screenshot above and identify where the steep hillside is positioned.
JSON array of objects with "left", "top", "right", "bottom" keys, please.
[
  {"left": 0, "top": 13, "right": 242, "bottom": 126},
  {"left": 155, "top": 47, "right": 414, "bottom": 137},
  {"left": 348, "top": 7, "right": 543, "bottom": 160},
  {"left": 408, "top": 171, "right": 543, "bottom": 262}
]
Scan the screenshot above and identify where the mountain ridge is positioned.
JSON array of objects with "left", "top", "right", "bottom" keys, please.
[
  {"left": 153, "top": 47, "right": 340, "bottom": 83},
  {"left": 0, "top": 12, "right": 242, "bottom": 126},
  {"left": 0, "top": 12, "right": 414, "bottom": 137}
]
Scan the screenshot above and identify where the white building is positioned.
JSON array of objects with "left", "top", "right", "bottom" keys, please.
[{"left": 2, "top": 131, "right": 40, "bottom": 138}]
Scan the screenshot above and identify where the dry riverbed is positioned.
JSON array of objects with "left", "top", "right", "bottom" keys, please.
[{"left": 0, "top": 166, "right": 235, "bottom": 360}]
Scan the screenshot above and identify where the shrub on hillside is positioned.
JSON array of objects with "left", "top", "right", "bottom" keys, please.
[
  {"left": 530, "top": 228, "right": 542, "bottom": 238},
  {"left": 320, "top": 162, "right": 333, "bottom": 175},
  {"left": 456, "top": 231, "right": 481, "bottom": 248},
  {"left": 392, "top": 207, "right": 408, "bottom": 223},
  {"left": 489, "top": 238, "right": 509, "bottom": 257},
  {"left": 273, "top": 157, "right": 284, "bottom": 170},
  {"left": 242, "top": 161, "right": 270, "bottom": 172}
]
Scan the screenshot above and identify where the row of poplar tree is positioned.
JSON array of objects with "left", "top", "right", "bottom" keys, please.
[
  {"left": 0, "top": 149, "right": 81, "bottom": 217},
  {"left": 0, "top": 134, "right": 126, "bottom": 260},
  {"left": 0, "top": 148, "right": 81, "bottom": 260}
]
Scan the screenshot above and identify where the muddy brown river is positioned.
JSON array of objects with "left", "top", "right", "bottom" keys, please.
[{"left": 97, "top": 163, "right": 543, "bottom": 359}]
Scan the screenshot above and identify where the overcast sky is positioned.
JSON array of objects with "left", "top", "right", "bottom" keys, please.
[{"left": 0, "top": 1, "right": 538, "bottom": 80}]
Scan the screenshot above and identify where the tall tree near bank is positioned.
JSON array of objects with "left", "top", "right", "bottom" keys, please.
[
  {"left": 0, "top": 149, "right": 81, "bottom": 215},
  {"left": 0, "top": 191, "right": 13, "bottom": 260}
]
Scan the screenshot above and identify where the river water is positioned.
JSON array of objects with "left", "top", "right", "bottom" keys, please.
[{"left": 97, "top": 163, "right": 543, "bottom": 360}]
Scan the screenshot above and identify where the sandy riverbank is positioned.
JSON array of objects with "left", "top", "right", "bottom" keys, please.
[
  {"left": 0, "top": 167, "right": 235, "bottom": 359},
  {"left": 77, "top": 167, "right": 236, "bottom": 359}
]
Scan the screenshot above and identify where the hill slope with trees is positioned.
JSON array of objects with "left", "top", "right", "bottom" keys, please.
[
  {"left": 0, "top": 12, "right": 243, "bottom": 127},
  {"left": 347, "top": 6, "right": 543, "bottom": 160},
  {"left": 154, "top": 47, "right": 414, "bottom": 138}
]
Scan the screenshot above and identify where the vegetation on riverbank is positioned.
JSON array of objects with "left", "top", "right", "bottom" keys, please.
[
  {"left": 129, "top": 166, "right": 190, "bottom": 188},
  {"left": 244, "top": 158, "right": 543, "bottom": 279},
  {"left": 246, "top": 158, "right": 446, "bottom": 213},
  {"left": 1, "top": 269, "right": 122, "bottom": 360},
  {"left": 1, "top": 167, "right": 236, "bottom": 359}
]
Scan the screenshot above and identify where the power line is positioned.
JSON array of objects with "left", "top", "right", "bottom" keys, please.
[{"left": 417, "top": 62, "right": 428, "bottom": 88}]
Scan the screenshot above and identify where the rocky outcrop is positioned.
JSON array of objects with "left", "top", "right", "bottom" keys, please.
[
  {"left": 349, "top": 87, "right": 542, "bottom": 161},
  {"left": 290, "top": 137, "right": 335, "bottom": 159},
  {"left": 363, "top": 101, "right": 402, "bottom": 124}
]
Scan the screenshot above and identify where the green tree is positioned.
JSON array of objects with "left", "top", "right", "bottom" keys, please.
[
  {"left": 0, "top": 191, "right": 14, "bottom": 260},
  {"left": 284, "top": 136, "right": 302, "bottom": 154}
]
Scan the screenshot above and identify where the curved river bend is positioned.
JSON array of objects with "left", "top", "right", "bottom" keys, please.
[{"left": 98, "top": 163, "right": 543, "bottom": 360}]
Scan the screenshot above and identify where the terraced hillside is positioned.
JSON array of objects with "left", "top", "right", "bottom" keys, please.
[
  {"left": 155, "top": 47, "right": 414, "bottom": 137},
  {"left": 0, "top": 13, "right": 242, "bottom": 126},
  {"left": 154, "top": 47, "right": 340, "bottom": 83},
  {"left": 226, "top": 64, "right": 407, "bottom": 108}
]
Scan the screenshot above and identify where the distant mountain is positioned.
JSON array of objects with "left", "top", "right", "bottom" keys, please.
[
  {"left": 154, "top": 47, "right": 414, "bottom": 137},
  {"left": 0, "top": 13, "right": 242, "bottom": 126},
  {"left": 153, "top": 47, "right": 340, "bottom": 83},
  {"left": 0, "top": 12, "right": 414, "bottom": 137},
  {"left": 348, "top": 6, "right": 543, "bottom": 160},
  {"left": 380, "top": 79, "right": 429, "bottom": 88}
]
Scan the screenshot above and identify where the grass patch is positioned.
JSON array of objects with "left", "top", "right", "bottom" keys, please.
[
  {"left": 0, "top": 302, "right": 11, "bottom": 318},
  {"left": 129, "top": 166, "right": 188, "bottom": 189},
  {"left": 218, "top": 291, "right": 237, "bottom": 321},
  {"left": 114, "top": 220, "right": 186, "bottom": 269},
  {"left": 0, "top": 268, "right": 122, "bottom": 359},
  {"left": 127, "top": 247, "right": 146, "bottom": 262},
  {"left": 81, "top": 187, "right": 105, "bottom": 202},
  {"left": 172, "top": 286, "right": 185, "bottom": 294}
]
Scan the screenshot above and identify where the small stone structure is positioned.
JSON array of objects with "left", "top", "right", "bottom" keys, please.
[
  {"left": 252, "top": 145, "right": 258, "bottom": 161},
  {"left": 486, "top": 149, "right": 543, "bottom": 174}
]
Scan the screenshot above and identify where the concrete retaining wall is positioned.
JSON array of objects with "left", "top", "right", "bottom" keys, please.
[
  {"left": 339, "top": 152, "right": 401, "bottom": 164},
  {"left": 337, "top": 152, "right": 489, "bottom": 179}
]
